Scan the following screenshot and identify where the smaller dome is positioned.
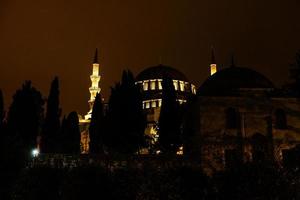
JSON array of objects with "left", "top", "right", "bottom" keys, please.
[
  {"left": 136, "top": 65, "right": 188, "bottom": 82},
  {"left": 198, "top": 66, "right": 274, "bottom": 96}
]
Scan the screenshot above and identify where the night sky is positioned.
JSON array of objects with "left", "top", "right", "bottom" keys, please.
[{"left": 0, "top": 0, "right": 300, "bottom": 115}]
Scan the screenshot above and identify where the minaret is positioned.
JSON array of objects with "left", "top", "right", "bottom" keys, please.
[
  {"left": 210, "top": 47, "right": 217, "bottom": 76},
  {"left": 85, "top": 48, "right": 101, "bottom": 120}
]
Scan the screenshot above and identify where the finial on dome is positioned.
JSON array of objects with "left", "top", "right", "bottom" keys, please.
[{"left": 159, "top": 56, "right": 163, "bottom": 65}]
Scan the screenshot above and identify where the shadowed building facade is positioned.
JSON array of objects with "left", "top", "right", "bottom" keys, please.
[{"left": 186, "top": 64, "right": 300, "bottom": 174}]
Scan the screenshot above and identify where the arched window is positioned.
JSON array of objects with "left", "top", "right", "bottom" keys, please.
[
  {"left": 275, "top": 109, "right": 287, "bottom": 129},
  {"left": 225, "top": 107, "right": 239, "bottom": 129}
]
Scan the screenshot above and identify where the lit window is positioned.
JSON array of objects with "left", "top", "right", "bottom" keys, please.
[
  {"left": 151, "top": 101, "right": 156, "bottom": 108},
  {"left": 143, "top": 103, "right": 145, "bottom": 109},
  {"left": 158, "top": 80, "right": 162, "bottom": 90},
  {"left": 191, "top": 84, "right": 196, "bottom": 94},
  {"left": 143, "top": 81, "right": 149, "bottom": 91},
  {"left": 145, "top": 102, "right": 150, "bottom": 109},
  {"left": 150, "top": 80, "right": 156, "bottom": 90},
  {"left": 179, "top": 81, "right": 185, "bottom": 91},
  {"left": 158, "top": 99, "right": 162, "bottom": 107},
  {"left": 173, "top": 80, "right": 179, "bottom": 90}
]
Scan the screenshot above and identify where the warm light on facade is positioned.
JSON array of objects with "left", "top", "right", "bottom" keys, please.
[
  {"left": 191, "top": 84, "right": 196, "bottom": 94},
  {"left": 173, "top": 80, "right": 179, "bottom": 90},
  {"left": 85, "top": 62, "right": 101, "bottom": 120},
  {"left": 179, "top": 81, "right": 185, "bottom": 91},
  {"left": 150, "top": 80, "right": 156, "bottom": 90},
  {"left": 158, "top": 79, "right": 162, "bottom": 90},
  {"left": 210, "top": 63, "right": 217, "bottom": 76},
  {"left": 143, "top": 81, "right": 149, "bottom": 91}
]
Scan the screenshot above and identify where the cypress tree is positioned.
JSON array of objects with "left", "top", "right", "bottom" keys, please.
[
  {"left": 61, "top": 111, "right": 80, "bottom": 154},
  {"left": 7, "top": 81, "right": 44, "bottom": 153},
  {"left": 104, "top": 70, "right": 146, "bottom": 154},
  {"left": 42, "top": 77, "right": 61, "bottom": 153},
  {"left": 0, "top": 89, "right": 4, "bottom": 129},
  {"left": 158, "top": 76, "right": 182, "bottom": 154},
  {"left": 288, "top": 51, "right": 300, "bottom": 95},
  {"left": 89, "top": 93, "right": 104, "bottom": 154}
]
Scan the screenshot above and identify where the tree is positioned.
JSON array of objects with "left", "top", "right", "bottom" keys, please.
[
  {"left": 0, "top": 89, "right": 4, "bottom": 129},
  {"left": 89, "top": 93, "right": 104, "bottom": 154},
  {"left": 158, "top": 76, "right": 182, "bottom": 154},
  {"left": 288, "top": 50, "right": 300, "bottom": 95},
  {"left": 60, "top": 111, "right": 80, "bottom": 154},
  {"left": 104, "top": 70, "right": 146, "bottom": 154},
  {"left": 7, "top": 81, "right": 44, "bottom": 156},
  {"left": 42, "top": 77, "right": 61, "bottom": 153}
]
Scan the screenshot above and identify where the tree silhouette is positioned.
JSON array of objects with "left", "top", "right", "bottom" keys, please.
[
  {"left": 288, "top": 50, "right": 300, "bottom": 95},
  {"left": 158, "top": 76, "right": 182, "bottom": 154},
  {"left": 0, "top": 89, "right": 4, "bottom": 129},
  {"left": 60, "top": 111, "right": 80, "bottom": 154},
  {"left": 7, "top": 81, "right": 44, "bottom": 157},
  {"left": 104, "top": 70, "right": 146, "bottom": 154},
  {"left": 42, "top": 77, "right": 61, "bottom": 153},
  {"left": 89, "top": 93, "right": 104, "bottom": 154}
]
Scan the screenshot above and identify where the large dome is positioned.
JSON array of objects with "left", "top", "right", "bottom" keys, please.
[
  {"left": 136, "top": 64, "right": 189, "bottom": 82},
  {"left": 198, "top": 66, "right": 274, "bottom": 96}
]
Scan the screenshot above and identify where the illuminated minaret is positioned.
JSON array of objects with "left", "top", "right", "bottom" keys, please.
[
  {"left": 210, "top": 47, "right": 217, "bottom": 76},
  {"left": 85, "top": 48, "right": 101, "bottom": 120}
]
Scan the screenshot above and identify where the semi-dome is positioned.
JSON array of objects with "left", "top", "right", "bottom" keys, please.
[
  {"left": 136, "top": 64, "right": 189, "bottom": 82},
  {"left": 198, "top": 66, "right": 274, "bottom": 96}
]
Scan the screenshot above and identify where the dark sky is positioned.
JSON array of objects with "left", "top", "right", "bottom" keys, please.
[{"left": 0, "top": 0, "right": 300, "bottom": 115}]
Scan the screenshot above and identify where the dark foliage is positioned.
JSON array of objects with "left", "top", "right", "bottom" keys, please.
[
  {"left": 89, "top": 93, "right": 104, "bottom": 154},
  {"left": 60, "top": 167, "right": 112, "bottom": 200},
  {"left": 213, "top": 163, "right": 291, "bottom": 200},
  {"left": 158, "top": 76, "right": 182, "bottom": 154},
  {"left": 6, "top": 81, "right": 44, "bottom": 159},
  {"left": 0, "top": 89, "right": 4, "bottom": 129},
  {"left": 42, "top": 77, "right": 61, "bottom": 153},
  {"left": 60, "top": 111, "right": 80, "bottom": 154},
  {"left": 104, "top": 70, "right": 146, "bottom": 154},
  {"left": 287, "top": 51, "right": 300, "bottom": 95}
]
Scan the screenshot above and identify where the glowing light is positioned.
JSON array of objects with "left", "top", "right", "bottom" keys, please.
[
  {"left": 191, "top": 84, "right": 197, "bottom": 94},
  {"left": 143, "top": 81, "right": 149, "bottom": 91},
  {"left": 179, "top": 81, "right": 185, "bottom": 91},
  {"left": 210, "top": 64, "right": 217, "bottom": 75},
  {"left": 158, "top": 79, "right": 162, "bottom": 90},
  {"left": 173, "top": 80, "right": 179, "bottom": 90},
  {"left": 150, "top": 80, "right": 156, "bottom": 90},
  {"left": 32, "top": 149, "right": 39, "bottom": 157}
]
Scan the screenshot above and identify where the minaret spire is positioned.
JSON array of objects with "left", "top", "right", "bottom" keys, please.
[
  {"left": 85, "top": 49, "right": 101, "bottom": 120},
  {"left": 211, "top": 47, "right": 216, "bottom": 64},
  {"left": 230, "top": 53, "right": 236, "bottom": 67},
  {"left": 210, "top": 46, "right": 217, "bottom": 76},
  {"left": 93, "top": 48, "right": 98, "bottom": 64}
]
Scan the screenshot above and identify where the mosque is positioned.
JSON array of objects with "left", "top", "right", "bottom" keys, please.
[{"left": 78, "top": 49, "right": 300, "bottom": 173}]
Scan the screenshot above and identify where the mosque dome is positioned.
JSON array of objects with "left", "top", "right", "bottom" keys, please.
[
  {"left": 135, "top": 64, "right": 196, "bottom": 109},
  {"left": 198, "top": 66, "right": 274, "bottom": 96},
  {"left": 136, "top": 64, "right": 189, "bottom": 82}
]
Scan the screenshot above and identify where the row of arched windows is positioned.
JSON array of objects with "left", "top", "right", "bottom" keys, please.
[
  {"left": 225, "top": 107, "right": 287, "bottom": 129},
  {"left": 137, "top": 80, "right": 197, "bottom": 94}
]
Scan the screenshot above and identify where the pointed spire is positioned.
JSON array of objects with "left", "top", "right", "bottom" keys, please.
[
  {"left": 93, "top": 48, "right": 98, "bottom": 64},
  {"left": 230, "top": 53, "right": 236, "bottom": 67},
  {"left": 211, "top": 46, "right": 216, "bottom": 64}
]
